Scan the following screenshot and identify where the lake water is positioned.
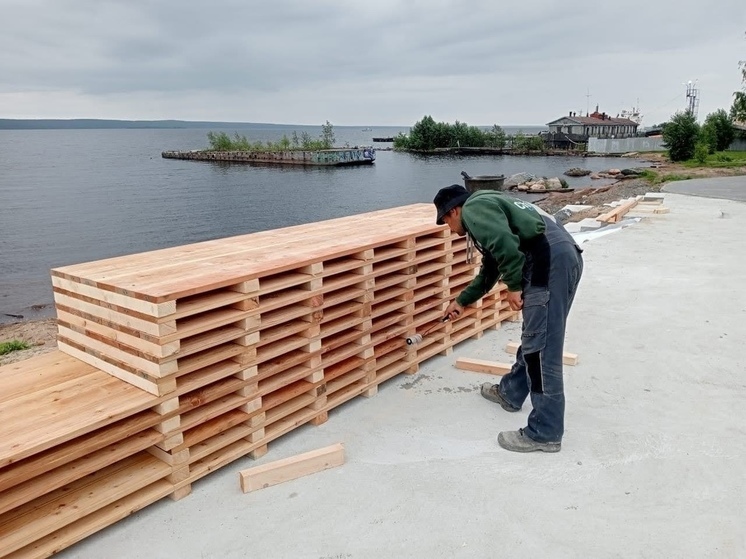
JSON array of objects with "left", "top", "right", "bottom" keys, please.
[{"left": 0, "top": 125, "right": 642, "bottom": 323}]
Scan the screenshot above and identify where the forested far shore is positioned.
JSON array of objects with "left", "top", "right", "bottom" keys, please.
[{"left": 0, "top": 119, "right": 333, "bottom": 130}]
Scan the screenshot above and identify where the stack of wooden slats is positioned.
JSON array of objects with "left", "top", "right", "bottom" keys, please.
[
  {"left": 0, "top": 352, "right": 173, "bottom": 557},
  {"left": 0, "top": 203, "right": 519, "bottom": 558}
]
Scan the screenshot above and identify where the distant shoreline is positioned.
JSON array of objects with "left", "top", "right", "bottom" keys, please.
[{"left": 0, "top": 118, "right": 547, "bottom": 131}]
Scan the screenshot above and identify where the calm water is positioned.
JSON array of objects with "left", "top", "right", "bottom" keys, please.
[{"left": 0, "top": 126, "right": 640, "bottom": 323}]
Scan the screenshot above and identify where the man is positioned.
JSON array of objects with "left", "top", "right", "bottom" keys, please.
[{"left": 433, "top": 184, "right": 583, "bottom": 453}]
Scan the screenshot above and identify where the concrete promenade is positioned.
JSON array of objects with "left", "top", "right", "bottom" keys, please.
[{"left": 61, "top": 182, "right": 745, "bottom": 559}]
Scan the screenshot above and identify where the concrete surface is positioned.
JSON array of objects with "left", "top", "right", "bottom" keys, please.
[
  {"left": 60, "top": 188, "right": 745, "bottom": 559},
  {"left": 664, "top": 175, "right": 746, "bottom": 201}
]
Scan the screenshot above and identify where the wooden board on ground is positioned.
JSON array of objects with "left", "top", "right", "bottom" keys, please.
[
  {"left": 239, "top": 443, "right": 345, "bottom": 493},
  {"left": 454, "top": 357, "right": 512, "bottom": 376},
  {"left": 505, "top": 341, "right": 578, "bottom": 366},
  {"left": 596, "top": 198, "right": 638, "bottom": 224}
]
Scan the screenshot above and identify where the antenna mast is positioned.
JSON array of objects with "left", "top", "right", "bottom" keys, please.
[{"left": 685, "top": 80, "right": 699, "bottom": 119}]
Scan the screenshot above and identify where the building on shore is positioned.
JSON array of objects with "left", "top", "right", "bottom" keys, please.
[{"left": 542, "top": 106, "right": 640, "bottom": 150}]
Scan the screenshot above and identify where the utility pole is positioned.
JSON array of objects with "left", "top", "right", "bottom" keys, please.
[{"left": 585, "top": 87, "right": 591, "bottom": 117}]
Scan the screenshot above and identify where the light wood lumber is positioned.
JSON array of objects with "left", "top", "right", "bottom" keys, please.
[
  {"left": 454, "top": 357, "right": 512, "bottom": 376},
  {"left": 504, "top": 341, "right": 579, "bottom": 365},
  {"left": 239, "top": 443, "right": 345, "bottom": 493}
]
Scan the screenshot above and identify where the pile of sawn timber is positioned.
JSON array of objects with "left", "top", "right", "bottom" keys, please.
[{"left": 0, "top": 204, "right": 517, "bottom": 558}]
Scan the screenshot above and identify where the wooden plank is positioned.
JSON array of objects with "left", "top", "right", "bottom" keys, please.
[
  {"left": 176, "top": 359, "right": 245, "bottom": 395},
  {"left": 176, "top": 325, "right": 247, "bottom": 359},
  {"left": 239, "top": 443, "right": 345, "bottom": 493},
  {"left": 173, "top": 289, "right": 254, "bottom": 319},
  {"left": 0, "top": 352, "right": 99, "bottom": 405},
  {"left": 189, "top": 422, "right": 258, "bottom": 468},
  {"left": 57, "top": 324, "right": 176, "bottom": 377},
  {"left": 0, "top": 452, "right": 171, "bottom": 555},
  {"left": 56, "top": 341, "right": 164, "bottom": 396},
  {"left": 175, "top": 342, "right": 246, "bottom": 377},
  {"left": 51, "top": 276, "right": 176, "bottom": 318},
  {"left": 56, "top": 308, "right": 180, "bottom": 359},
  {"left": 9, "top": 480, "right": 173, "bottom": 559},
  {"left": 157, "top": 307, "right": 256, "bottom": 344},
  {"left": 178, "top": 393, "right": 249, "bottom": 433},
  {"left": 596, "top": 198, "right": 638, "bottom": 223},
  {"left": 504, "top": 341, "right": 579, "bottom": 366},
  {"left": 0, "top": 354, "right": 159, "bottom": 467},
  {"left": 179, "top": 409, "right": 253, "bottom": 454},
  {"left": 0, "top": 410, "right": 162, "bottom": 493},
  {"left": 54, "top": 291, "right": 175, "bottom": 337},
  {"left": 0, "top": 429, "right": 163, "bottom": 516},
  {"left": 454, "top": 357, "right": 511, "bottom": 376}
]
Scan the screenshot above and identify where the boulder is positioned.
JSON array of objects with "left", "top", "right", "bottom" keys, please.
[
  {"left": 590, "top": 173, "right": 601, "bottom": 180},
  {"left": 608, "top": 168, "right": 622, "bottom": 175},
  {"left": 546, "top": 177, "right": 563, "bottom": 190},
  {"left": 564, "top": 167, "right": 592, "bottom": 177},
  {"left": 621, "top": 168, "right": 644, "bottom": 176},
  {"left": 504, "top": 172, "right": 536, "bottom": 187}
]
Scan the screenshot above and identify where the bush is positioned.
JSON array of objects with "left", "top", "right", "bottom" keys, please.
[
  {"left": 0, "top": 340, "right": 30, "bottom": 355},
  {"left": 393, "top": 116, "right": 511, "bottom": 150},
  {"left": 206, "top": 123, "right": 335, "bottom": 152},
  {"left": 694, "top": 142, "right": 710, "bottom": 164},
  {"left": 702, "top": 110, "right": 735, "bottom": 152},
  {"left": 662, "top": 112, "right": 700, "bottom": 161}
]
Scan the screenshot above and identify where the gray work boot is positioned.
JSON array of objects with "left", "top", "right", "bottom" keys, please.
[
  {"left": 480, "top": 383, "right": 520, "bottom": 412},
  {"left": 497, "top": 428, "right": 561, "bottom": 453}
]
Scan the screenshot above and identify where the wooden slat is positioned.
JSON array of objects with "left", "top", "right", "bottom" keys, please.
[
  {"left": 596, "top": 197, "right": 638, "bottom": 223},
  {"left": 56, "top": 308, "right": 180, "bottom": 359},
  {"left": 239, "top": 443, "right": 345, "bottom": 493},
  {"left": 504, "top": 341, "right": 579, "bottom": 365},
  {"left": 0, "top": 410, "right": 162, "bottom": 493},
  {"left": 454, "top": 357, "right": 512, "bottom": 376},
  {"left": 51, "top": 276, "right": 176, "bottom": 318},
  {"left": 0, "top": 352, "right": 158, "bottom": 467},
  {"left": 0, "top": 452, "right": 171, "bottom": 555},
  {"left": 0, "top": 429, "right": 163, "bottom": 516},
  {"left": 9, "top": 480, "right": 173, "bottom": 559}
]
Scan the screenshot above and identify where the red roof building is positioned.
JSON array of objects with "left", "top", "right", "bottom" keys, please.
[{"left": 547, "top": 105, "right": 639, "bottom": 139}]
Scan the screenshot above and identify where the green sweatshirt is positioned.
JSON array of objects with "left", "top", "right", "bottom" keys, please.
[{"left": 456, "top": 190, "right": 546, "bottom": 306}]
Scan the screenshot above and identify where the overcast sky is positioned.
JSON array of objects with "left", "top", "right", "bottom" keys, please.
[{"left": 1, "top": 0, "right": 744, "bottom": 127}]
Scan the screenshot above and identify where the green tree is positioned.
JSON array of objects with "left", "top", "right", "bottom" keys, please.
[
  {"left": 393, "top": 116, "right": 505, "bottom": 151},
  {"left": 662, "top": 112, "right": 700, "bottom": 161},
  {"left": 320, "top": 121, "right": 335, "bottom": 149},
  {"left": 701, "top": 110, "right": 734, "bottom": 151},
  {"left": 407, "top": 115, "right": 438, "bottom": 150},
  {"left": 485, "top": 125, "right": 507, "bottom": 148},
  {"left": 278, "top": 135, "right": 291, "bottom": 150},
  {"left": 694, "top": 141, "right": 710, "bottom": 163},
  {"left": 206, "top": 131, "right": 232, "bottom": 151}
]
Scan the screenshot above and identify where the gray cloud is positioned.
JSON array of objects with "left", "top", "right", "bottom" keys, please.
[{"left": 1, "top": 0, "right": 744, "bottom": 125}]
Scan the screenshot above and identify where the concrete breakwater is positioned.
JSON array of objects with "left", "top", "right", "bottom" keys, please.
[{"left": 162, "top": 147, "right": 376, "bottom": 166}]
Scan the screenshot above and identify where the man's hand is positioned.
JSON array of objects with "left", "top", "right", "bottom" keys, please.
[
  {"left": 506, "top": 290, "right": 523, "bottom": 311},
  {"left": 444, "top": 300, "right": 464, "bottom": 321}
]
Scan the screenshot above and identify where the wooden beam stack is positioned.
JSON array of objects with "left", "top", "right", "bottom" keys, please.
[{"left": 0, "top": 203, "right": 520, "bottom": 557}]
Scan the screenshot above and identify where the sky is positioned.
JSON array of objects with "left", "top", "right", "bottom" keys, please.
[{"left": 1, "top": 0, "right": 745, "bottom": 127}]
